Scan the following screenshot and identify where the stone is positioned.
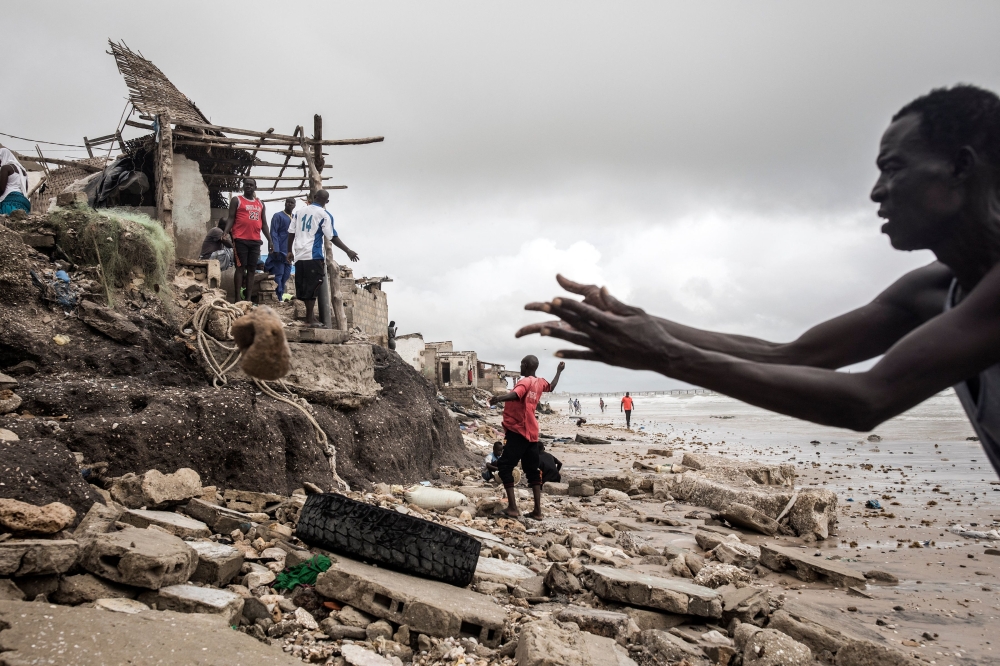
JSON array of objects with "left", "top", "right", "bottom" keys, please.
[
  {"left": 598, "top": 488, "right": 631, "bottom": 503},
  {"left": 0, "top": 372, "right": 17, "bottom": 389},
  {"left": 767, "top": 608, "right": 847, "bottom": 656},
  {"left": 0, "top": 578, "right": 25, "bottom": 601},
  {"left": 183, "top": 498, "right": 253, "bottom": 533},
  {"left": 834, "top": 639, "right": 922, "bottom": 665},
  {"left": 513, "top": 575, "right": 547, "bottom": 599},
  {"left": 74, "top": 502, "right": 123, "bottom": 538},
  {"left": 545, "top": 564, "right": 583, "bottom": 595},
  {"left": 555, "top": 606, "right": 632, "bottom": 643},
  {"left": 597, "top": 522, "right": 616, "bottom": 537},
  {"left": 319, "top": 617, "right": 368, "bottom": 640},
  {"left": 119, "top": 509, "right": 212, "bottom": 539},
  {"left": 292, "top": 606, "right": 318, "bottom": 630},
  {"left": 681, "top": 452, "right": 796, "bottom": 486},
  {"left": 57, "top": 191, "right": 88, "bottom": 207},
  {"left": 585, "top": 565, "right": 722, "bottom": 618},
  {"left": 188, "top": 540, "right": 244, "bottom": 587},
  {"left": 242, "top": 596, "right": 271, "bottom": 622},
  {"left": 338, "top": 604, "right": 376, "bottom": 627},
  {"left": 367, "top": 619, "right": 395, "bottom": 640},
  {"left": 787, "top": 490, "right": 839, "bottom": 541},
  {"left": 0, "top": 390, "right": 22, "bottom": 414},
  {"left": 243, "top": 567, "right": 276, "bottom": 589},
  {"left": 13, "top": 574, "right": 59, "bottom": 599},
  {"left": 516, "top": 620, "right": 638, "bottom": 666},
  {"left": 719, "top": 584, "right": 770, "bottom": 625},
  {"left": 568, "top": 479, "right": 595, "bottom": 497},
  {"left": 694, "top": 563, "right": 753, "bottom": 589},
  {"left": 624, "top": 607, "right": 686, "bottom": 632},
  {"left": 138, "top": 584, "right": 245, "bottom": 626},
  {"left": 394, "top": 624, "right": 411, "bottom": 644},
  {"left": 341, "top": 644, "right": 401, "bottom": 666},
  {"left": 695, "top": 530, "right": 727, "bottom": 552},
  {"left": 864, "top": 569, "right": 899, "bottom": 584},
  {"left": 79, "top": 527, "right": 197, "bottom": 589},
  {"left": 0, "top": 599, "right": 304, "bottom": 664},
  {"left": 473, "top": 555, "right": 535, "bottom": 586},
  {"left": 734, "top": 624, "right": 813, "bottom": 666},
  {"left": 0, "top": 498, "right": 76, "bottom": 535},
  {"left": 712, "top": 540, "right": 761, "bottom": 569},
  {"left": 78, "top": 300, "right": 142, "bottom": 344},
  {"left": 544, "top": 482, "right": 569, "bottom": 495},
  {"left": 0, "top": 539, "right": 79, "bottom": 576},
  {"left": 380, "top": 639, "right": 413, "bottom": 662},
  {"left": 110, "top": 468, "right": 202, "bottom": 509},
  {"left": 759, "top": 544, "right": 866, "bottom": 588},
  {"left": 0, "top": 428, "right": 18, "bottom": 441},
  {"left": 94, "top": 598, "right": 150, "bottom": 614},
  {"left": 670, "top": 556, "right": 694, "bottom": 578},
  {"left": 721, "top": 502, "right": 780, "bottom": 536},
  {"left": 52, "top": 573, "right": 137, "bottom": 605},
  {"left": 547, "top": 543, "right": 572, "bottom": 562},
  {"left": 641, "top": 629, "right": 709, "bottom": 664},
  {"left": 315, "top": 554, "right": 507, "bottom": 647},
  {"left": 223, "top": 489, "right": 285, "bottom": 514}
]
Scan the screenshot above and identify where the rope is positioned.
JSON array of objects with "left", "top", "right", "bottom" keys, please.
[{"left": 181, "top": 296, "right": 348, "bottom": 490}]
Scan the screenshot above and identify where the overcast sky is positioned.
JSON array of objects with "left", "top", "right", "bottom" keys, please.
[{"left": 7, "top": 2, "right": 1000, "bottom": 391}]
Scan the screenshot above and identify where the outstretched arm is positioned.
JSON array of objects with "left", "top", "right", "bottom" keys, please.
[
  {"left": 489, "top": 390, "right": 519, "bottom": 405},
  {"left": 547, "top": 361, "right": 566, "bottom": 392},
  {"left": 332, "top": 237, "right": 359, "bottom": 262},
  {"left": 518, "top": 265, "right": 951, "bottom": 369},
  {"left": 520, "top": 265, "right": 1000, "bottom": 431}
]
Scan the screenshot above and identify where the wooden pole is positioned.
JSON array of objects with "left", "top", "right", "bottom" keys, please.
[{"left": 155, "top": 113, "right": 174, "bottom": 240}]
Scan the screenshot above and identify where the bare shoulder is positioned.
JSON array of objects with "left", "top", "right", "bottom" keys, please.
[{"left": 876, "top": 261, "right": 953, "bottom": 324}]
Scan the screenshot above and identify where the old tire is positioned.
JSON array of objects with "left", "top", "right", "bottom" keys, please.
[{"left": 295, "top": 492, "right": 481, "bottom": 587}]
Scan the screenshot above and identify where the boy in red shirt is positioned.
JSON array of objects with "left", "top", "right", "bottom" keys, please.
[{"left": 489, "top": 355, "right": 565, "bottom": 519}]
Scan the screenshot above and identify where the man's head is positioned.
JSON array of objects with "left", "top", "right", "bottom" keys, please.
[
  {"left": 493, "top": 441, "right": 503, "bottom": 456},
  {"left": 284, "top": 198, "right": 296, "bottom": 214},
  {"left": 217, "top": 217, "right": 227, "bottom": 230},
  {"left": 520, "top": 355, "right": 539, "bottom": 376},
  {"left": 625, "top": 392, "right": 630, "bottom": 397},
  {"left": 873, "top": 85, "right": 1000, "bottom": 251},
  {"left": 389, "top": 320, "right": 395, "bottom": 327},
  {"left": 243, "top": 178, "right": 257, "bottom": 198},
  {"left": 313, "top": 189, "right": 330, "bottom": 207}
]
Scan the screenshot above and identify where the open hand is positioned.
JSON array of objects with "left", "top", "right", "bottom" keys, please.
[{"left": 347, "top": 250, "right": 360, "bottom": 262}]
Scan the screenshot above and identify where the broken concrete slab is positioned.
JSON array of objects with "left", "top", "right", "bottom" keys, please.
[
  {"left": 319, "top": 618, "right": 369, "bottom": 640},
  {"left": 681, "top": 452, "right": 796, "bottom": 486},
  {"left": 693, "top": 563, "right": 753, "bottom": 589},
  {"left": 52, "top": 573, "right": 137, "bottom": 605},
  {"left": 73, "top": 502, "right": 123, "bottom": 540},
  {"left": 94, "top": 598, "right": 150, "bottom": 614},
  {"left": 721, "top": 502, "right": 780, "bottom": 536},
  {"left": 712, "top": 540, "right": 760, "bottom": 569},
  {"left": 516, "top": 619, "right": 638, "bottom": 666},
  {"left": 622, "top": 607, "right": 686, "bottom": 632},
  {"left": 80, "top": 527, "right": 197, "bottom": 589},
  {"left": 641, "top": 629, "right": 709, "bottom": 664},
  {"left": 78, "top": 299, "right": 142, "bottom": 344},
  {"left": 834, "top": 640, "right": 922, "bottom": 666},
  {"left": 188, "top": 540, "right": 244, "bottom": 587},
  {"left": 718, "top": 584, "right": 769, "bottom": 625},
  {"left": 315, "top": 554, "right": 506, "bottom": 648},
  {"left": 568, "top": 478, "right": 595, "bottom": 497},
  {"left": 759, "top": 544, "right": 866, "bottom": 588},
  {"left": 0, "top": 539, "right": 79, "bottom": 576},
  {"left": 555, "top": 606, "right": 633, "bottom": 644},
  {"left": 735, "top": 624, "right": 813, "bottom": 665},
  {"left": 183, "top": 498, "right": 253, "bottom": 534},
  {"left": 279, "top": 342, "right": 381, "bottom": 409},
  {"left": 543, "top": 482, "right": 569, "bottom": 495},
  {"left": 139, "top": 584, "right": 245, "bottom": 626},
  {"left": 584, "top": 565, "right": 722, "bottom": 618},
  {"left": 119, "top": 509, "right": 212, "bottom": 539},
  {"left": 0, "top": 599, "right": 302, "bottom": 665},
  {"left": 223, "top": 489, "right": 285, "bottom": 514},
  {"left": 473, "top": 556, "right": 535, "bottom": 586},
  {"left": 341, "top": 643, "right": 400, "bottom": 666},
  {"left": 110, "top": 468, "right": 202, "bottom": 509},
  {"left": 0, "top": 498, "right": 76, "bottom": 535}
]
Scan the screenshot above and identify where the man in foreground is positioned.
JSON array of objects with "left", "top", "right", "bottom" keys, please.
[
  {"left": 518, "top": 85, "right": 1000, "bottom": 477},
  {"left": 489, "top": 356, "right": 565, "bottom": 518},
  {"left": 286, "top": 189, "right": 360, "bottom": 327},
  {"left": 223, "top": 178, "right": 269, "bottom": 302},
  {"left": 621, "top": 392, "right": 634, "bottom": 429},
  {"left": 265, "top": 197, "right": 296, "bottom": 301}
]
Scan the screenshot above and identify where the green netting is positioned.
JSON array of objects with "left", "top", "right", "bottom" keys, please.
[{"left": 273, "top": 554, "right": 332, "bottom": 591}]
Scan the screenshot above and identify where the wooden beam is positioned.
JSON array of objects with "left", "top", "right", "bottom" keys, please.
[
  {"left": 14, "top": 152, "right": 103, "bottom": 173},
  {"left": 125, "top": 119, "right": 156, "bottom": 131},
  {"left": 155, "top": 113, "right": 174, "bottom": 240},
  {"left": 165, "top": 119, "right": 383, "bottom": 146},
  {"left": 202, "top": 174, "right": 325, "bottom": 182},
  {"left": 271, "top": 126, "right": 302, "bottom": 193},
  {"left": 34, "top": 147, "right": 50, "bottom": 178},
  {"left": 314, "top": 115, "right": 325, "bottom": 170},
  {"left": 257, "top": 186, "right": 347, "bottom": 191},
  {"left": 173, "top": 140, "right": 315, "bottom": 157}
]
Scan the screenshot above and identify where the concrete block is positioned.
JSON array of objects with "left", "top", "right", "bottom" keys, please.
[
  {"left": 74, "top": 502, "right": 123, "bottom": 538},
  {"left": 735, "top": 624, "right": 813, "bottom": 666},
  {"left": 119, "top": 509, "right": 212, "bottom": 539},
  {"left": 543, "top": 482, "right": 569, "bottom": 495},
  {"left": 555, "top": 606, "right": 631, "bottom": 643},
  {"left": 622, "top": 607, "right": 686, "bottom": 632},
  {"left": 183, "top": 498, "right": 252, "bottom": 534},
  {"left": 647, "top": 448, "right": 673, "bottom": 456},
  {"left": 584, "top": 565, "right": 722, "bottom": 618},
  {"left": 718, "top": 584, "right": 769, "bottom": 626},
  {"left": 568, "top": 479, "right": 595, "bottom": 497},
  {"left": 315, "top": 554, "right": 506, "bottom": 648},
  {"left": 223, "top": 489, "right": 284, "bottom": 514},
  {"left": 94, "top": 598, "right": 150, "bottom": 614},
  {"left": 80, "top": 528, "right": 197, "bottom": 589},
  {"left": 319, "top": 618, "right": 368, "bottom": 639},
  {"left": 473, "top": 556, "right": 535, "bottom": 586},
  {"left": 681, "top": 452, "right": 796, "bottom": 486},
  {"left": 516, "top": 620, "right": 638, "bottom": 666},
  {"left": 721, "top": 502, "right": 780, "bottom": 536},
  {"left": 139, "top": 584, "right": 245, "bottom": 626},
  {"left": 0, "top": 539, "right": 79, "bottom": 576},
  {"left": 109, "top": 468, "right": 202, "bottom": 509},
  {"left": 759, "top": 544, "right": 866, "bottom": 588},
  {"left": 712, "top": 540, "right": 760, "bottom": 569},
  {"left": 642, "top": 629, "right": 708, "bottom": 664},
  {"left": 52, "top": 573, "right": 137, "bottom": 605},
  {"left": 188, "top": 541, "right": 244, "bottom": 587}
]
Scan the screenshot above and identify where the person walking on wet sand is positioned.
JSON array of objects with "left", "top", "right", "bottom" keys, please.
[
  {"left": 518, "top": 85, "right": 1000, "bottom": 480},
  {"left": 489, "top": 356, "right": 565, "bottom": 519},
  {"left": 621, "top": 392, "right": 634, "bottom": 428}
]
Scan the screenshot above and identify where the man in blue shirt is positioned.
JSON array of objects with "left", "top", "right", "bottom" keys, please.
[{"left": 264, "top": 198, "right": 296, "bottom": 301}]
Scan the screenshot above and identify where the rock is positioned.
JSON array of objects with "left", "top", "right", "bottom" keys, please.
[
  {"left": 319, "top": 617, "right": 368, "bottom": 640},
  {"left": 292, "top": 606, "right": 318, "bottom": 630},
  {"left": 119, "top": 509, "right": 212, "bottom": 539},
  {"left": 338, "top": 604, "right": 376, "bottom": 627},
  {"left": 516, "top": 619, "right": 638, "bottom": 666},
  {"left": 864, "top": 569, "right": 899, "bottom": 584},
  {"left": 622, "top": 608, "right": 685, "bottom": 632},
  {"left": 585, "top": 565, "right": 722, "bottom": 618},
  {"left": 0, "top": 428, "right": 18, "bottom": 441},
  {"left": 768, "top": 609, "right": 847, "bottom": 655},
  {"left": 367, "top": 619, "right": 395, "bottom": 640},
  {"left": 94, "top": 598, "right": 150, "bottom": 614},
  {"left": 14, "top": 574, "right": 59, "bottom": 600},
  {"left": 719, "top": 584, "right": 769, "bottom": 625},
  {"left": 183, "top": 498, "right": 253, "bottom": 534},
  {"left": 0, "top": 390, "right": 22, "bottom": 414},
  {"left": 681, "top": 452, "right": 796, "bottom": 486},
  {"left": 473, "top": 555, "right": 535, "bottom": 586},
  {"left": 223, "top": 489, "right": 285, "bottom": 514},
  {"left": 684, "top": 551, "right": 706, "bottom": 575},
  {"left": 555, "top": 606, "right": 632, "bottom": 644},
  {"left": 52, "top": 573, "right": 137, "bottom": 605},
  {"left": 0, "top": 539, "right": 79, "bottom": 576},
  {"left": 598, "top": 488, "right": 631, "bottom": 503},
  {"left": 79, "top": 528, "right": 197, "bottom": 589},
  {"left": 695, "top": 530, "right": 728, "bottom": 552},
  {"left": 513, "top": 575, "right": 547, "bottom": 599},
  {"left": 0, "top": 579, "right": 26, "bottom": 601},
  {"left": 547, "top": 543, "right": 572, "bottom": 562},
  {"left": 544, "top": 482, "right": 569, "bottom": 495},
  {"left": 74, "top": 502, "right": 123, "bottom": 538},
  {"left": 759, "top": 544, "right": 866, "bottom": 588},
  {"left": 110, "top": 468, "right": 202, "bottom": 510},
  {"left": 721, "top": 502, "right": 780, "bottom": 536},
  {"left": 0, "top": 372, "right": 17, "bottom": 390},
  {"left": 78, "top": 300, "right": 142, "bottom": 344},
  {"left": 0, "top": 598, "right": 304, "bottom": 664},
  {"left": 138, "top": 584, "right": 245, "bottom": 626},
  {"left": 597, "top": 522, "right": 616, "bottom": 537},
  {"left": 787, "top": 490, "right": 839, "bottom": 541},
  {"left": 735, "top": 624, "right": 813, "bottom": 666},
  {"left": 243, "top": 567, "right": 276, "bottom": 589},
  {"left": 242, "top": 596, "right": 271, "bottom": 623},
  {"left": 380, "top": 639, "right": 413, "bottom": 662},
  {"left": 641, "top": 629, "right": 709, "bottom": 664},
  {"left": 341, "top": 643, "right": 402, "bottom": 666},
  {"left": 568, "top": 479, "right": 595, "bottom": 497},
  {"left": 834, "top": 639, "right": 922, "bottom": 665},
  {"left": 394, "top": 624, "right": 411, "bottom": 644},
  {"left": 694, "top": 563, "right": 753, "bottom": 589},
  {"left": 545, "top": 564, "right": 583, "bottom": 595},
  {"left": 712, "top": 540, "right": 761, "bottom": 569},
  {"left": 0, "top": 498, "right": 75, "bottom": 535},
  {"left": 669, "top": 556, "right": 694, "bottom": 578},
  {"left": 188, "top": 540, "right": 244, "bottom": 587}
]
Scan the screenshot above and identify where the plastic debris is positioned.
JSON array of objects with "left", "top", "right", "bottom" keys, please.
[{"left": 865, "top": 499, "right": 881, "bottom": 510}]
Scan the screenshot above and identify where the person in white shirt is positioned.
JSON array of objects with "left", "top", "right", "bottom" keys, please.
[
  {"left": 285, "top": 189, "right": 359, "bottom": 327},
  {"left": 0, "top": 149, "right": 31, "bottom": 215}
]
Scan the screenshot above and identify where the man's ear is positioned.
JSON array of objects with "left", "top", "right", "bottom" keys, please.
[{"left": 953, "top": 146, "right": 979, "bottom": 181}]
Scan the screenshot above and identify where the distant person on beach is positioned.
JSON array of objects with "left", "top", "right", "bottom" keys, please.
[
  {"left": 199, "top": 218, "right": 234, "bottom": 270},
  {"left": 489, "top": 356, "right": 565, "bottom": 519},
  {"left": 568, "top": 397, "right": 574, "bottom": 413},
  {"left": 0, "top": 149, "right": 31, "bottom": 215},
  {"left": 264, "top": 197, "right": 296, "bottom": 302},
  {"left": 518, "top": 84, "right": 1000, "bottom": 479},
  {"left": 223, "top": 178, "right": 268, "bottom": 303},
  {"left": 482, "top": 441, "right": 503, "bottom": 482},
  {"left": 573, "top": 398, "right": 581, "bottom": 414},
  {"left": 599, "top": 397, "right": 605, "bottom": 412},
  {"left": 538, "top": 443, "right": 563, "bottom": 483},
  {"left": 621, "top": 392, "right": 634, "bottom": 428}
]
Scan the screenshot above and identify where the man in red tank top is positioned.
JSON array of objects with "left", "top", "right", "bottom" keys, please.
[
  {"left": 223, "top": 178, "right": 270, "bottom": 302},
  {"left": 489, "top": 355, "right": 565, "bottom": 519}
]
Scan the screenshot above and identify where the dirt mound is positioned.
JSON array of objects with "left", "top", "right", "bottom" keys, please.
[{"left": 0, "top": 437, "right": 103, "bottom": 519}]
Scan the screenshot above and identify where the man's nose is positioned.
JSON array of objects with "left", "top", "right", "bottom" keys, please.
[{"left": 870, "top": 180, "right": 886, "bottom": 203}]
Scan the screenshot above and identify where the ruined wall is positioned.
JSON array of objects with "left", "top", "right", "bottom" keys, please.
[
  {"left": 171, "top": 154, "right": 212, "bottom": 261},
  {"left": 440, "top": 385, "right": 476, "bottom": 407},
  {"left": 394, "top": 333, "right": 426, "bottom": 374},
  {"left": 436, "top": 351, "right": 478, "bottom": 388},
  {"left": 345, "top": 283, "right": 388, "bottom": 346}
]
